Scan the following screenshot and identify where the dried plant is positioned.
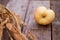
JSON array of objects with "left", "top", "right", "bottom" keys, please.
[
  {"left": 0, "top": 4, "right": 28, "bottom": 40},
  {"left": 0, "top": 4, "right": 37, "bottom": 40}
]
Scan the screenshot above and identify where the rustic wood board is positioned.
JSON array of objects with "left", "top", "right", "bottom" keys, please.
[
  {"left": 23, "top": 0, "right": 51, "bottom": 40},
  {"left": 6, "top": 0, "right": 29, "bottom": 20},
  {"left": 51, "top": 1, "right": 60, "bottom": 40},
  {"left": 1, "top": 0, "right": 60, "bottom": 40},
  {"left": 0, "top": 0, "right": 9, "bottom": 6}
]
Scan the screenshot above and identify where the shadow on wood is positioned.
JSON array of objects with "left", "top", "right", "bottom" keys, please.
[{"left": 0, "top": 0, "right": 10, "bottom": 6}]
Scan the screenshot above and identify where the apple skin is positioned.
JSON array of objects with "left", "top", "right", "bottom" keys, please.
[{"left": 34, "top": 6, "right": 55, "bottom": 25}]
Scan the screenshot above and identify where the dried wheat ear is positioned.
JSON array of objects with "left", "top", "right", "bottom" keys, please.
[
  {"left": 0, "top": 4, "right": 37, "bottom": 40},
  {"left": 0, "top": 4, "right": 28, "bottom": 40}
]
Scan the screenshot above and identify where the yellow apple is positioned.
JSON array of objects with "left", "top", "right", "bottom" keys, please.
[{"left": 34, "top": 6, "right": 55, "bottom": 25}]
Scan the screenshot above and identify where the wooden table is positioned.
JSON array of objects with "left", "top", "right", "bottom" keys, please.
[{"left": 0, "top": 0, "right": 60, "bottom": 40}]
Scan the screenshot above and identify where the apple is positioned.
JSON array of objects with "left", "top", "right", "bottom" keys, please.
[{"left": 34, "top": 6, "right": 55, "bottom": 25}]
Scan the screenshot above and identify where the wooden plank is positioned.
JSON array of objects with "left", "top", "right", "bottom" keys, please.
[
  {"left": 6, "top": 0, "right": 30, "bottom": 32},
  {"left": 6, "top": 0, "right": 29, "bottom": 20},
  {"left": 50, "top": 1, "right": 60, "bottom": 40},
  {"left": 23, "top": 0, "right": 51, "bottom": 40},
  {"left": 0, "top": 0, "right": 9, "bottom": 6},
  {"left": 51, "top": 0, "right": 60, "bottom": 1}
]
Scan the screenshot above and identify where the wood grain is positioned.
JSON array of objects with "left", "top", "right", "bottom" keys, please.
[
  {"left": 51, "top": 1, "right": 60, "bottom": 40},
  {"left": 6, "top": 0, "right": 29, "bottom": 20},
  {"left": 23, "top": 0, "right": 51, "bottom": 40},
  {"left": 0, "top": 0, "right": 9, "bottom": 6}
]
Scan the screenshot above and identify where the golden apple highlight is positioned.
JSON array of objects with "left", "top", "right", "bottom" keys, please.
[{"left": 34, "top": 6, "right": 55, "bottom": 25}]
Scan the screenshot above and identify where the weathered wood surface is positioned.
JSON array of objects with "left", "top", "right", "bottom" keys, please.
[
  {"left": 1, "top": 0, "right": 60, "bottom": 40},
  {"left": 23, "top": 0, "right": 51, "bottom": 40},
  {"left": 6, "top": 0, "right": 29, "bottom": 20},
  {"left": 0, "top": 0, "right": 9, "bottom": 6},
  {"left": 51, "top": 1, "right": 60, "bottom": 40}
]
